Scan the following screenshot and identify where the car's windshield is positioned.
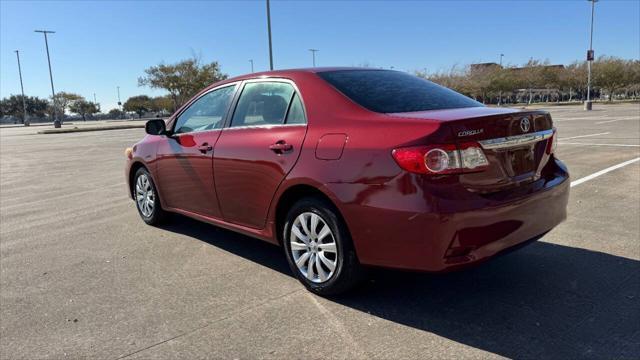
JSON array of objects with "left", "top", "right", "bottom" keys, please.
[{"left": 317, "top": 69, "right": 482, "bottom": 113}]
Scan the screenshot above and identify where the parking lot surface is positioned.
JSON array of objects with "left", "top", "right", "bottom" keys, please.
[{"left": 1, "top": 104, "right": 639, "bottom": 359}]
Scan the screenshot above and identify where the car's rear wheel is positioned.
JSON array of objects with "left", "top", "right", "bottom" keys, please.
[
  {"left": 133, "top": 167, "right": 166, "bottom": 225},
  {"left": 282, "top": 197, "right": 363, "bottom": 295}
]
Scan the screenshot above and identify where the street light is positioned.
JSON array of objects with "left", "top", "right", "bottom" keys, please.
[
  {"left": 585, "top": 0, "right": 598, "bottom": 111},
  {"left": 117, "top": 86, "right": 122, "bottom": 118},
  {"left": 266, "top": 0, "right": 274, "bottom": 70},
  {"left": 249, "top": 59, "right": 254, "bottom": 73},
  {"left": 35, "top": 29, "right": 59, "bottom": 127},
  {"left": 499, "top": 53, "right": 505, "bottom": 106},
  {"left": 14, "top": 50, "right": 29, "bottom": 126},
  {"left": 308, "top": 49, "right": 319, "bottom": 67}
]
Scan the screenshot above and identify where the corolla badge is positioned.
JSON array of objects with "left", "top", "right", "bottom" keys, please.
[
  {"left": 520, "top": 117, "right": 531, "bottom": 132},
  {"left": 457, "top": 128, "right": 484, "bottom": 137}
]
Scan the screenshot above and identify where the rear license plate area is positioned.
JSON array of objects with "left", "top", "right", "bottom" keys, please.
[{"left": 506, "top": 148, "right": 535, "bottom": 176}]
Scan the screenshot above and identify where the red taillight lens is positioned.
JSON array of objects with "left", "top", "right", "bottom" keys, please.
[
  {"left": 392, "top": 143, "right": 488, "bottom": 175},
  {"left": 546, "top": 128, "right": 557, "bottom": 155}
]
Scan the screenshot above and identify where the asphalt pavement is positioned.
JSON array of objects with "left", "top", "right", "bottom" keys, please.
[{"left": 1, "top": 103, "right": 638, "bottom": 359}]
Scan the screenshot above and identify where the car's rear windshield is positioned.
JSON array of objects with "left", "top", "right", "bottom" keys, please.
[{"left": 317, "top": 70, "right": 482, "bottom": 113}]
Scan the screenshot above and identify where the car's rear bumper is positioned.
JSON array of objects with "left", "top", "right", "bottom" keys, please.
[{"left": 328, "top": 158, "right": 570, "bottom": 272}]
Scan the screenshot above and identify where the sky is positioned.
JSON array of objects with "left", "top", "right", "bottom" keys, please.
[{"left": 1, "top": 0, "right": 639, "bottom": 111}]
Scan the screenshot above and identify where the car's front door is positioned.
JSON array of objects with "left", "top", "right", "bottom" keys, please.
[
  {"left": 214, "top": 80, "right": 308, "bottom": 229},
  {"left": 156, "top": 84, "right": 237, "bottom": 218}
]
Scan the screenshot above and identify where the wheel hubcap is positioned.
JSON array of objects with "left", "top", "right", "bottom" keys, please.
[
  {"left": 135, "top": 174, "right": 155, "bottom": 218},
  {"left": 289, "top": 212, "right": 338, "bottom": 283}
]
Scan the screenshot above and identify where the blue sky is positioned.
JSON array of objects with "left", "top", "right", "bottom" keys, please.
[{"left": 1, "top": 0, "right": 639, "bottom": 111}]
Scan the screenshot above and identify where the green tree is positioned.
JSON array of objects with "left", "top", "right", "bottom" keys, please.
[
  {"left": 0, "top": 95, "right": 49, "bottom": 123},
  {"left": 561, "top": 62, "right": 587, "bottom": 101},
  {"left": 519, "top": 59, "right": 544, "bottom": 104},
  {"left": 69, "top": 99, "right": 100, "bottom": 121},
  {"left": 50, "top": 92, "right": 83, "bottom": 123},
  {"left": 538, "top": 65, "right": 562, "bottom": 102},
  {"left": 138, "top": 57, "right": 228, "bottom": 109},
  {"left": 593, "top": 56, "right": 630, "bottom": 101},
  {"left": 108, "top": 108, "right": 125, "bottom": 119},
  {"left": 150, "top": 95, "right": 175, "bottom": 114},
  {"left": 123, "top": 95, "right": 152, "bottom": 118}
]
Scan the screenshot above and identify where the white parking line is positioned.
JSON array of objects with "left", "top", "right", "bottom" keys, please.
[
  {"left": 559, "top": 142, "right": 640, "bottom": 147},
  {"left": 570, "top": 157, "right": 640, "bottom": 187},
  {"left": 596, "top": 119, "right": 618, "bottom": 124},
  {"left": 559, "top": 132, "right": 610, "bottom": 140}
]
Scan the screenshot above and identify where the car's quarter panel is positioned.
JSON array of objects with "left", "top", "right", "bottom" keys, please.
[
  {"left": 323, "top": 158, "right": 569, "bottom": 271},
  {"left": 155, "top": 131, "right": 223, "bottom": 218}
]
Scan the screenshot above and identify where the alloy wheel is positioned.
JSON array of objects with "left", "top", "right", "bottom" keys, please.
[
  {"left": 289, "top": 212, "right": 338, "bottom": 283},
  {"left": 135, "top": 174, "right": 155, "bottom": 218}
]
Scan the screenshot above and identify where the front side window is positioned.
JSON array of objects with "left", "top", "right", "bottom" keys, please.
[
  {"left": 174, "top": 85, "right": 236, "bottom": 134},
  {"left": 231, "top": 82, "right": 295, "bottom": 127}
]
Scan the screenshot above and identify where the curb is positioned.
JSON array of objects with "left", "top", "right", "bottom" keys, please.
[
  {"left": 38, "top": 124, "right": 144, "bottom": 134},
  {"left": 1, "top": 122, "right": 75, "bottom": 129}
]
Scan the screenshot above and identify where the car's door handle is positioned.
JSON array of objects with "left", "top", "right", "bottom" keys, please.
[
  {"left": 198, "top": 143, "right": 213, "bottom": 154},
  {"left": 269, "top": 141, "right": 293, "bottom": 154}
]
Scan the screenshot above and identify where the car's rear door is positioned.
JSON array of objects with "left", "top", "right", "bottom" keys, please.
[
  {"left": 213, "top": 79, "right": 307, "bottom": 229},
  {"left": 155, "top": 84, "right": 238, "bottom": 217}
]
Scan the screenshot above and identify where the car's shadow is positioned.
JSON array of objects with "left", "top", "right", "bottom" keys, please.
[{"left": 160, "top": 215, "right": 639, "bottom": 359}]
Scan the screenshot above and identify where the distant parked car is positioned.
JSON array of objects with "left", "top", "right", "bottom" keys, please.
[{"left": 125, "top": 68, "right": 569, "bottom": 295}]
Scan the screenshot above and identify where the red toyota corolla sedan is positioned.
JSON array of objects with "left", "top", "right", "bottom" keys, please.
[{"left": 125, "top": 68, "right": 569, "bottom": 295}]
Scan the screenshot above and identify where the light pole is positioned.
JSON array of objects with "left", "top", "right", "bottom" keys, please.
[
  {"left": 35, "top": 29, "right": 59, "bottom": 127},
  {"left": 14, "top": 50, "right": 29, "bottom": 126},
  {"left": 498, "top": 53, "right": 505, "bottom": 106},
  {"left": 93, "top": 93, "right": 97, "bottom": 104},
  {"left": 249, "top": 59, "right": 254, "bottom": 73},
  {"left": 585, "top": 0, "right": 597, "bottom": 111},
  {"left": 117, "top": 86, "right": 122, "bottom": 118},
  {"left": 266, "top": 0, "right": 274, "bottom": 70},
  {"left": 308, "top": 49, "right": 319, "bottom": 67}
]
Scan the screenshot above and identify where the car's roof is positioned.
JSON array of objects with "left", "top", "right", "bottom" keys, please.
[{"left": 222, "top": 67, "right": 386, "bottom": 83}]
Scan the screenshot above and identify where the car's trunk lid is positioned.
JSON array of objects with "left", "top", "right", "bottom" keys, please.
[{"left": 390, "top": 106, "right": 554, "bottom": 192}]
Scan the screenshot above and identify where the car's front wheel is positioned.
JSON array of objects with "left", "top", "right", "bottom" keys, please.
[
  {"left": 133, "top": 167, "right": 166, "bottom": 225},
  {"left": 282, "top": 197, "right": 363, "bottom": 295}
]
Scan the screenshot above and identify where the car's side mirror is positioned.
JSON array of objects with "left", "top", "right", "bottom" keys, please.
[{"left": 145, "top": 119, "right": 167, "bottom": 136}]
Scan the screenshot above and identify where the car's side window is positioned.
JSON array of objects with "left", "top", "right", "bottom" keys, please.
[
  {"left": 285, "top": 93, "right": 307, "bottom": 124},
  {"left": 174, "top": 85, "right": 236, "bottom": 134},
  {"left": 230, "top": 82, "right": 295, "bottom": 127}
]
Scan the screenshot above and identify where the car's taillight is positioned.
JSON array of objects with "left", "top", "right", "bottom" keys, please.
[
  {"left": 546, "top": 128, "right": 557, "bottom": 155},
  {"left": 392, "top": 142, "right": 489, "bottom": 175}
]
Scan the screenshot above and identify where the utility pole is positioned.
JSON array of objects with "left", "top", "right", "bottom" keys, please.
[
  {"left": 585, "top": 0, "right": 598, "bottom": 110},
  {"left": 249, "top": 59, "right": 254, "bottom": 73},
  {"left": 266, "top": 0, "right": 274, "bottom": 70},
  {"left": 308, "top": 49, "right": 319, "bottom": 67},
  {"left": 35, "top": 30, "right": 59, "bottom": 127},
  {"left": 117, "top": 86, "right": 122, "bottom": 118},
  {"left": 498, "top": 53, "right": 505, "bottom": 106},
  {"left": 14, "top": 50, "right": 29, "bottom": 126}
]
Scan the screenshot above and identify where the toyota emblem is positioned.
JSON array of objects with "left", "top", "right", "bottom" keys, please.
[{"left": 520, "top": 117, "right": 531, "bottom": 132}]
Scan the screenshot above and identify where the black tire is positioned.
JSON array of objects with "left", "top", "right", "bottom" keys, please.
[
  {"left": 282, "top": 197, "right": 363, "bottom": 296},
  {"left": 133, "top": 167, "right": 167, "bottom": 226}
]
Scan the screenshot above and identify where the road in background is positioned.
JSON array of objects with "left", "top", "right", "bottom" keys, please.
[{"left": 1, "top": 104, "right": 638, "bottom": 359}]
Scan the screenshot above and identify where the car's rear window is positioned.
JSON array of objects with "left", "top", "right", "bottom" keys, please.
[{"left": 317, "top": 70, "right": 482, "bottom": 113}]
